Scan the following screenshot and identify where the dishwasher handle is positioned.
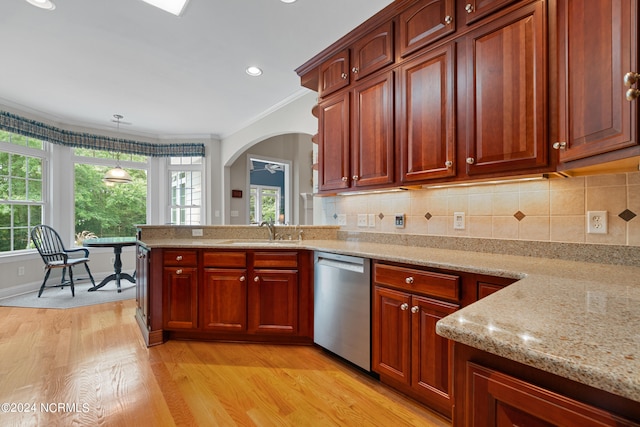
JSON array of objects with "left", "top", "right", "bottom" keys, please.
[{"left": 315, "top": 252, "right": 367, "bottom": 274}]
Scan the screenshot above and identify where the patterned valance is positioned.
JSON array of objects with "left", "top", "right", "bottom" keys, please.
[{"left": 0, "top": 111, "right": 205, "bottom": 157}]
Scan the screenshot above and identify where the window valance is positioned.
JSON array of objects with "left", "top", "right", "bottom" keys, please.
[{"left": 0, "top": 111, "right": 205, "bottom": 157}]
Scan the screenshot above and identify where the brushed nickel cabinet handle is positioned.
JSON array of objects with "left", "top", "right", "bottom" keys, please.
[
  {"left": 411, "top": 306, "right": 420, "bottom": 314},
  {"left": 254, "top": 276, "right": 260, "bottom": 282},
  {"left": 352, "top": 67, "right": 359, "bottom": 74},
  {"left": 444, "top": 15, "right": 453, "bottom": 25},
  {"left": 465, "top": 3, "right": 474, "bottom": 13},
  {"left": 445, "top": 160, "right": 453, "bottom": 168},
  {"left": 466, "top": 157, "right": 475, "bottom": 164},
  {"left": 342, "top": 176, "right": 348, "bottom": 182},
  {"left": 176, "top": 269, "right": 183, "bottom": 275},
  {"left": 400, "top": 303, "right": 409, "bottom": 311},
  {"left": 239, "top": 276, "right": 245, "bottom": 282},
  {"left": 553, "top": 142, "right": 567, "bottom": 150},
  {"left": 405, "top": 276, "right": 414, "bottom": 284},
  {"left": 341, "top": 72, "right": 348, "bottom": 80}
]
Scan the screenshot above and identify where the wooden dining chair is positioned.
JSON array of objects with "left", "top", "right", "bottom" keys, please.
[{"left": 30, "top": 225, "right": 96, "bottom": 297}]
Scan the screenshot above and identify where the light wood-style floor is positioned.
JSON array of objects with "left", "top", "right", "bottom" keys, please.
[{"left": 0, "top": 299, "right": 451, "bottom": 426}]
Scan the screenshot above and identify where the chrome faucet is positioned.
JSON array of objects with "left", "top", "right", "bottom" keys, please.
[{"left": 259, "top": 220, "right": 276, "bottom": 241}]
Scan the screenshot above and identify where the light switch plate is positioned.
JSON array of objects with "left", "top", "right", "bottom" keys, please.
[
  {"left": 357, "top": 214, "right": 368, "bottom": 227},
  {"left": 191, "top": 228, "right": 203, "bottom": 237},
  {"left": 368, "top": 213, "right": 375, "bottom": 227},
  {"left": 337, "top": 214, "right": 347, "bottom": 226},
  {"left": 453, "top": 212, "right": 465, "bottom": 230}
]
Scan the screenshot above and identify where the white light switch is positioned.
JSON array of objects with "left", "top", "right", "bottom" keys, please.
[
  {"left": 357, "top": 214, "right": 368, "bottom": 227},
  {"left": 337, "top": 214, "right": 347, "bottom": 226},
  {"left": 191, "top": 228, "right": 203, "bottom": 237}
]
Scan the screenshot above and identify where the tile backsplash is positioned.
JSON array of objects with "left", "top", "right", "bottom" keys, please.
[{"left": 317, "top": 171, "right": 640, "bottom": 247}]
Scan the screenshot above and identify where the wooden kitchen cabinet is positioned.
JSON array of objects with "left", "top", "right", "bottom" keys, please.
[
  {"left": 553, "top": 0, "right": 639, "bottom": 167},
  {"left": 202, "top": 251, "right": 247, "bottom": 332},
  {"left": 352, "top": 21, "right": 394, "bottom": 81},
  {"left": 461, "top": 0, "right": 549, "bottom": 176},
  {"left": 398, "top": 43, "right": 456, "bottom": 183},
  {"left": 453, "top": 343, "right": 640, "bottom": 426},
  {"left": 249, "top": 251, "right": 299, "bottom": 335},
  {"left": 163, "top": 249, "right": 198, "bottom": 330},
  {"left": 460, "top": 0, "right": 522, "bottom": 25},
  {"left": 134, "top": 243, "right": 152, "bottom": 339},
  {"left": 372, "top": 262, "right": 460, "bottom": 418},
  {"left": 318, "top": 71, "right": 394, "bottom": 192},
  {"left": 398, "top": 0, "right": 455, "bottom": 58},
  {"left": 319, "top": 49, "right": 350, "bottom": 97}
]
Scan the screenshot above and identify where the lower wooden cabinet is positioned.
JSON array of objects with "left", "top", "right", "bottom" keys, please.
[
  {"left": 249, "top": 269, "right": 298, "bottom": 335},
  {"left": 202, "top": 268, "right": 248, "bottom": 332},
  {"left": 467, "top": 363, "right": 638, "bottom": 426},
  {"left": 163, "top": 266, "right": 198, "bottom": 330}
]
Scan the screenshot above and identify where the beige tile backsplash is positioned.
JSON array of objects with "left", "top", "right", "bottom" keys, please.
[{"left": 317, "top": 171, "right": 640, "bottom": 246}]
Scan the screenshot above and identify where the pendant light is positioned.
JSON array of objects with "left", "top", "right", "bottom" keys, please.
[{"left": 103, "top": 115, "right": 133, "bottom": 184}]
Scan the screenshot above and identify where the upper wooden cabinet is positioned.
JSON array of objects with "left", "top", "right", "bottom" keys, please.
[
  {"left": 398, "top": 0, "right": 455, "bottom": 58},
  {"left": 319, "top": 21, "right": 395, "bottom": 97},
  {"left": 553, "top": 0, "right": 639, "bottom": 165},
  {"left": 462, "top": 1, "right": 549, "bottom": 176},
  {"left": 398, "top": 44, "right": 456, "bottom": 182},
  {"left": 318, "top": 92, "right": 350, "bottom": 191},
  {"left": 352, "top": 21, "right": 395, "bottom": 81},
  {"left": 319, "top": 49, "right": 350, "bottom": 98},
  {"left": 460, "top": 0, "right": 522, "bottom": 25}
]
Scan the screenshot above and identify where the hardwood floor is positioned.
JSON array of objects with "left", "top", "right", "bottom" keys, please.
[{"left": 0, "top": 300, "right": 451, "bottom": 426}]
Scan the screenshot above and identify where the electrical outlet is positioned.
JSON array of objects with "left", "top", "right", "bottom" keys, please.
[
  {"left": 191, "top": 228, "right": 203, "bottom": 237},
  {"left": 357, "top": 214, "right": 368, "bottom": 227},
  {"left": 368, "top": 213, "right": 375, "bottom": 227},
  {"left": 587, "top": 211, "right": 607, "bottom": 234},
  {"left": 453, "top": 212, "right": 465, "bottom": 230},
  {"left": 337, "top": 214, "right": 347, "bottom": 226},
  {"left": 17, "top": 266, "right": 25, "bottom": 276},
  {"left": 395, "top": 213, "right": 405, "bottom": 228}
]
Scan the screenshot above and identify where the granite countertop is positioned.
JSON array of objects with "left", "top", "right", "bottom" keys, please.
[{"left": 139, "top": 236, "right": 640, "bottom": 403}]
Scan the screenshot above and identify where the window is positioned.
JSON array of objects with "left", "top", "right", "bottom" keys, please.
[
  {"left": 169, "top": 157, "right": 202, "bottom": 225},
  {"left": 73, "top": 148, "right": 147, "bottom": 238},
  {"left": 0, "top": 131, "right": 45, "bottom": 252},
  {"left": 249, "top": 185, "right": 280, "bottom": 224}
]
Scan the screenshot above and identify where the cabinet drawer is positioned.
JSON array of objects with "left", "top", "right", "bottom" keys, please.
[
  {"left": 163, "top": 250, "right": 198, "bottom": 266},
  {"left": 203, "top": 251, "right": 246, "bottom": 268},
  {"left": 253, "top": 251, "right": 298, "bottom": 268},
  {"left": 374, "top": 263, "right": 459, "bottom": 301}
]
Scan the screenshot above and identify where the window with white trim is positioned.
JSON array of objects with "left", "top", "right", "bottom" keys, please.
[
  {"left": 0, "top": 131, "right": 46, "bottom": 252},
  {"left": 169, "top": 156, "right": 203, "bottom": 225}
]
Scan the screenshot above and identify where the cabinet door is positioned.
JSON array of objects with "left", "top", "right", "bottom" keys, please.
[
  {"left": 399, "top": 44, "right": 456, "bottom": 183},
  {"left": 164, "top": 267, "right": 198, "bottom": 330},
  {"left": 372, "top": 286, "right": 411, "bottom": 385},
  {"left": 462, "top": 0, "right": 521, "bottom": 25},
  {"left": 319, "top": 49, "right": 350, "bottom": 97},
  {"left": 555, "top": 0, "right": 638, "bottom": 163},
  {"left": 411, "top": 295, "right": 458, "bottom": 416},
  {"left": 352, "top": 21, "right": 394, "bottom": 81},
  {"left": 318, "top": 92, "right": 351, "bottom": 191},
  {"left": 398, "top": 0, "right": 455, "bottom": 58},
  {"left": 467, "top": 363, "right": 638, "bottom": 426},
  {"left": 135, "top": 244, "right": 150, "bottom": 328},
  {"left": 352, "top": 71, "right": 394, "bottom": 188},
  {"left": 463, "top": 1, "right": 548, "bottom": 175},
  {"left": 202, "top": 268, "right": 247, "bottom": 332},
  {"left": 248, "top": 269, "right": 298, "bottom": 335}
]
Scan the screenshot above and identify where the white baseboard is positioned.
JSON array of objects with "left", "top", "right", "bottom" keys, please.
[{"left": 0, "top": 271, "right": 115, "bottom": 300}]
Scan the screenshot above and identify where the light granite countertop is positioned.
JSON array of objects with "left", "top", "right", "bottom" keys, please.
[{"left": 139, "top": 236, "right": 640, "bottom": 403}]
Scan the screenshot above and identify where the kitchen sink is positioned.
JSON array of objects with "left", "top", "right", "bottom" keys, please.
[{"left": 220, "top": 239, "right": 301, "bottom": 246}]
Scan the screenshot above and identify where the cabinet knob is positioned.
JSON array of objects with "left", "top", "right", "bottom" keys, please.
[
  {"left": 254, "top": 276, "right": 260, "bottom": 282},
  {"left": 400, "top": 303, "right": 409, "bottom": 311},
  {"left": 626, "top": 88, "right": 640, "bottom": 101},
  {"left": 352, "top": 67, "right": 359, "bottom": 74},
  {"left": 352, "top": 175, "right": 359, "bottom": 181},
  {"left": 176, "top": 255, "right": 183, "bottom": 261},
  {"left": 411, "top": 305, "right": 420, "bottom": 314},
  {"left": 466, "top": 157, "right": 475, "bottom": 164},
  {"left": 239, "top": 276, "right": 245, "bottom": 282},
  {"left": 176, "top": 269, "right": 183, "bottom": 275},
  {"left": 342, "top": 176, "right": 348, "bottom": 182},
  {"left": 552, "top": 142, "right": 567, "bottom": 150},
  {"left": 137, "top": 254, "right": 144, "bottom": 259},
  {"left": 444, "top": 15, "right": 453, "bottom": 25},
  {"left": 624, "top": 72, "right": 640, "bottom": 87},
  {"left": 405, "top": 276, "right": 414, "bottom": 284},
  {"left": 465, "top": 3, "right": 474, "bottom": 13},
  {"left": 341, "top": 72, "right": 348, "bottom": 80},
  {"left": 445, "top": 160, "right": 453, "bottom": 168}
]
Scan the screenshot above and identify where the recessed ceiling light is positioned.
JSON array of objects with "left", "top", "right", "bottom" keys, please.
[
  {"left": 140, "top": 0, "right": 190, "bottom": 16},
  {"left": 25, "top": 0, "right": 56, "bottom": 10},
  {"left": 281, "top": 0, "right": 298, "bottom": 3},
  {"left": 246, "top": 66, "right": 263, "bottom": 77}
]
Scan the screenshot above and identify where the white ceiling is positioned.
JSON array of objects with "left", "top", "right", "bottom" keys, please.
[{"left": 0, "top": 0, "right": 393, "bottom": 140}]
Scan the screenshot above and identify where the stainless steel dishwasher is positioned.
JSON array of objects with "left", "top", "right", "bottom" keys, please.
[{"left": 314, "top": 251, "right": 371, "bottom": 371}]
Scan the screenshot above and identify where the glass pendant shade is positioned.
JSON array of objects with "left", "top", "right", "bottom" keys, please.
[{"left": 103, "top": 166, "right": 133, "bottom": 184}]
